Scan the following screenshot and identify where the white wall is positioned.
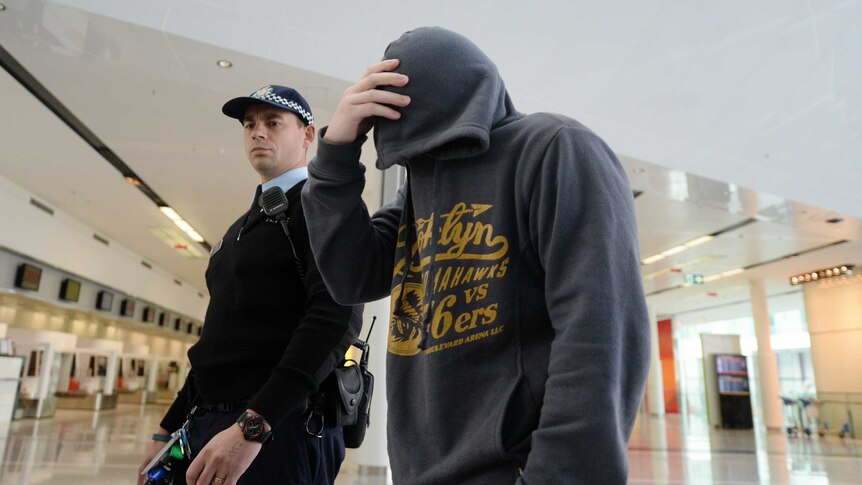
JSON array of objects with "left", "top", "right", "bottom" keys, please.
[{"left": 0, "top": 172, "right": 206, "bottom": 320}]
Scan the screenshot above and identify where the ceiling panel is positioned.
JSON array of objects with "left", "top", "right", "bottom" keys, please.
[
  {"left": 0, "top": 67, "right": 209, "bottom": 289},
  {"left": 163, "top": 0, "right": 284, "bottom": 59},
  {"left": 634, "top": 192, "right": 745, "bottom": 257},
  {"left": 50, "top": 0, "right": 172, "bottom": 31},
  {"left": 1, "top": 0, "right": 861, "bottom": 321}
]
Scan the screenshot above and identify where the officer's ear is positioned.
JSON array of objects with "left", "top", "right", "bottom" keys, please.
[{"left": 303, "top": 124, "right": 316, "bottom": 148}]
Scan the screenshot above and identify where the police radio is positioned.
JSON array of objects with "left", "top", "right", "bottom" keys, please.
[{"left": 259, "top": 186, "right": 304, "bottom": 279}]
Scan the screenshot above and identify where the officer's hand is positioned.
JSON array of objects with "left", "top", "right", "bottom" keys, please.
[
  {"left": 137, "top": 428, "right": 169, "bottom": 485},
  {"left": 185, "top": 424, "right": 262, "bottom": 485},
  {"left": 324, "top": 58, "right": 411, "bottom": 144}
]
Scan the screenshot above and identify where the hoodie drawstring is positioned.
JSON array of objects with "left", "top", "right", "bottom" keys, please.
[{"left": 398, "top": 169, "right": 425, "bottom": 349}]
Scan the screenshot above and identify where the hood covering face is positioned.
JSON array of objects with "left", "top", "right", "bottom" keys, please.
[{"left": 374, "top": 27, "right": 521, "bottom": 169}]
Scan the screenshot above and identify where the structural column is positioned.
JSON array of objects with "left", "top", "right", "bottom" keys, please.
[
  {"left": 801, "top": 272, "right": 862, "bottom": 438},
  {"left": 645, "top": 303, "right": 665, "bottom": 415},
  {"left": 749, "top": 279, "right": 783, "bottom": 429}
]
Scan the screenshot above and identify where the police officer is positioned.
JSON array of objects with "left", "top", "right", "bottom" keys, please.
[{"left": 138, "top": 85, "right": 361, "bottom": 485}]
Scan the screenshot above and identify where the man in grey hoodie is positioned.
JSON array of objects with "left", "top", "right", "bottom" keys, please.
[{"left": 302, "top": 27, "right": 650, "bottom": 484}]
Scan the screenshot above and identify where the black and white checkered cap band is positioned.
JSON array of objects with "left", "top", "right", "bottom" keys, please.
[{"left": 251, "top": 91, "right": 314, "bottom": 125}]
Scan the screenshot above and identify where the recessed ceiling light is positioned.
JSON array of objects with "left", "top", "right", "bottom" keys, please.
[
  {"left": 216, "top": 60, "right": 233, "bottom": 68},
  {"left": 0, "top": 4, "right": 6, "bottom": 12},
  {"left": 789, "top": 265, "right": 854, "bottom": 285}
]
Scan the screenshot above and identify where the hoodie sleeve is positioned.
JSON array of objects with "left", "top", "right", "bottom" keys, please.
[
  {"left": 301, "top": 128, "right": 404, "bottom": 305},
  {"left": 518, "top": 126, "right": 650, "bottom": 485}
]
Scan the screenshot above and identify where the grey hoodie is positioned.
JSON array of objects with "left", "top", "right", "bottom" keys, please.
[{"left": 302, "top": 27, "right": 650, "bottom": 485}]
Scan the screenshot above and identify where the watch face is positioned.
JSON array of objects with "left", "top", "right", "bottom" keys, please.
[{"left": 244, "top": 416, "right": 264, "bottom": 438}]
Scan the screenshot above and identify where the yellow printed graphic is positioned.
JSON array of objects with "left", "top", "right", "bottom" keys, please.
[
  {"left": 388, "top": 201, "right": 511, "bottom": 357},
  {"left": 388, "top": 282, "right": 425, "bottom": 356}
]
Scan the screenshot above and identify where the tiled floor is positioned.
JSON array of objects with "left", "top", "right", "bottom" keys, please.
[
  {"left": 628, "top": 413, "right": 862, "bottom": 484},
  {"left": 0, "top": 404, "right": 860, "bottom": 484}
]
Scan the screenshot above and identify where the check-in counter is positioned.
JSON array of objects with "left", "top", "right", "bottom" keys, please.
[
  {"left": 154, "top": 356, "right": 190, "bottom": 404},
  {"left": 5, "top": 328, "right": 78, "bottom": 419},
  {"left": 0, "top": 355, "right": 24, "bottom": 423},
  {"left": 56, "top": 338, "right": 122, "bottom": 411},
  {"left": 117, "top": 345, "right": 153, "bottom": 404}
]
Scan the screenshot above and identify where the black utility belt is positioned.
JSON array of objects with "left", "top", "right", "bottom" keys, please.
[{"left": 194, "top": 401, "right": 249, "bottom": 413}]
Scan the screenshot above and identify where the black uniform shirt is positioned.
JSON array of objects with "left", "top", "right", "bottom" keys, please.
[{"left": 161, "top": 180, "right": 360, "bottom": 431}]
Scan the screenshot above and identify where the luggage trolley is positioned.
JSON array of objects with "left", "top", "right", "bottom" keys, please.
[{"left": 780, "top": 396, "right": 801, "bottom": 438}]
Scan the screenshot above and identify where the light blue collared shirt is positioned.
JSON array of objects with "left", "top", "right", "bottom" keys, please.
[{"left": 261, "top": 166, "right": 308, "bottom": 193}]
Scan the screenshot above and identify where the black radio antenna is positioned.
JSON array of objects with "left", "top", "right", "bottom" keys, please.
[{"left": 364, "top": 316, "right": 377, "bottom": 344}]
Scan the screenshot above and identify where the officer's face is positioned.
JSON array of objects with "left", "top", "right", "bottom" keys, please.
[{"left": 242, "top": 105, "right": 315, "bottom": 181}]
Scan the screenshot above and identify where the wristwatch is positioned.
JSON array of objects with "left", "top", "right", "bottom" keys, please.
[{"left": 236, "top": 411, "right": 273, "bottom": 444}]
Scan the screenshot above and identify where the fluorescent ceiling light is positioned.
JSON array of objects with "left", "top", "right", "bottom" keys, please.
[
  {"left": 702, "top": 268, "right": 745, "bottom": 283},
  {"left": 661, "top": 245, "right": 687, "bottom": 257},
  {"left": 641, "top": 234, "right": 716, "bottom": 266},
  {"left": 642, "top": 254, "right": 666, "bottom": 265},
  {"left": 684, "top": 235, "right": 714, "bottom": 248},
  {"left": 160, "top": 206, "right": 182, "bottom": 222},
  {"left": 159, "top": 206, "right": 205, "bottom": 245},
  {"left": 174, "top": 219, "right": 194, "bottom": 234}
]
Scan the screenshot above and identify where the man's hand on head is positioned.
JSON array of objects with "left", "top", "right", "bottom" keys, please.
[{"left": 324, "top": 59, "right": 411, "bottom": 144}]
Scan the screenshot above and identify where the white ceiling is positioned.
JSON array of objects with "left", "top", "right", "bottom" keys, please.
[{"left": 0, "top": 0, "right": 860, "bottom": 320}]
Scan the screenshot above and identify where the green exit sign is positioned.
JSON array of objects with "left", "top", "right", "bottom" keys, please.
[{"left": 685, "top": 273, "right": 704, "bottom": 285}]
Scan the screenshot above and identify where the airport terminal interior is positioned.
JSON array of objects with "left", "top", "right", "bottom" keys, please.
[{"left": 0, "top": 1, "right": 861, "bottom": 483}]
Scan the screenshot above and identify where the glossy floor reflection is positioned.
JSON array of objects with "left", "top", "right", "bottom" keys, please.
[
  {"left": 629, "top": 413, "right": 862, "bottom": 484},
  {"left": 0, "top": 405, "right": 860, "bottom": 484}
]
